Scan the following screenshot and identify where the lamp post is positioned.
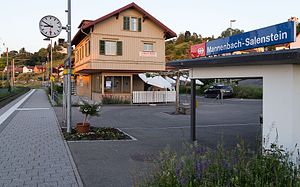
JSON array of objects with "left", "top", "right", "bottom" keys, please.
[
  {"left": 230, "top": 20, "right": 236, "bottom": 36},
  {"left": 44, "top": 38, "right": 53, "bottom": 101},
  {"left": 66, "top": 0, "right": 72, "bottom": 133}
]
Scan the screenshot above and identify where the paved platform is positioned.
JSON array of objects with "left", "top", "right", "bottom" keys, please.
[
  {"left": 0, "top": 89, "right": 82, "bottom": 187},
  {"left": 55, "top": 98, "right": 262, "bottom": 187}
]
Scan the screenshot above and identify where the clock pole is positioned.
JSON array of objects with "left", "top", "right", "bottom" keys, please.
[{"left": 66, "top": 0, "right": 72, "bottom": 133}]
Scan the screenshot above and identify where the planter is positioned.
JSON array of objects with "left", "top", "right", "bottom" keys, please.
[{"left": 76, "top": 123, "right": 90, "bottom": 133}]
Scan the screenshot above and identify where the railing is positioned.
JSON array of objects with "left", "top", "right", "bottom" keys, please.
[{"left": 132, "top": 91, "right": 176, "bottom": 104}]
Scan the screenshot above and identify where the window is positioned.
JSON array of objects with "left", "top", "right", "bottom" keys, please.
[
  {"left": 75, "top": 51, "right": 79, "bottom": 62},
  {"left": 131, "top": 17, "right": 137, "bottom": 31},
  {"left": 123, "top": 16, "right": 142, "bottom": 32},
  {"left": 104, "top": 76, "right": 131, "bottom": 94},
  {"left": 105, "top": 41, "right": 117, "bottom": 55},
  {"left": 88, "top": 41, "right": 91, "bottom": 56},
  {"left": 92, "top": 74, "right": 102, "bottom": 93},
  {"left": 144, "top": 43, "right": 154, "bottom": 52},
  {"left": 80, "top": 45, "right": 84, "bottom": 59},
  {"left": 100, "top": 40, "right": 122, "bottom": 56},
  {"left": 85, "top": 41, "right": 90, "bottom": 57}
]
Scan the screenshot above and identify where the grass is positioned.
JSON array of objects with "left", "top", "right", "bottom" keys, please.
[
  {"left": 63, "top": 126, "right": 131, "bottom": 141},
  {"left": 0, "top": 87, "right": 29, "bottom": 99}
]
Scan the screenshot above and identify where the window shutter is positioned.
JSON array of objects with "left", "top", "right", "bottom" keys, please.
[
  {"left": 123, "top": 16, "right": 130, "bottom": 30},
  {"left": 138, "top": 18, "right": 142, "bottom": 32},
  {"left": 100, "top": 40, "right": 105, "bottom": 55},
  {"left": 117, "top": 41, "right": 122, "bottom": 56}
]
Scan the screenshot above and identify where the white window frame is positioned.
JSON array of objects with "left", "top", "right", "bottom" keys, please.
[
  {"left": 144, "top": 43, "right": 154, "bottom": 52},
  {"left": 131, "top": 17, "right": 138, "bottom": 31},
  {"left": 105, "top": 41, "right": 117, "bottom": 55}
]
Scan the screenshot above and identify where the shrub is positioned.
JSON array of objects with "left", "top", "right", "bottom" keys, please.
[
  {"left": 102, "top": 95, "right": 130, "bottom": 104},
  {"left": 233, "top": 85, "right": 262, "bottom": 99},
  {"left": 141, "top": 143, "right": 300, "bottom": 187},
  {"left": 78, "top": 99, "right": 101, "bottom": 125},
  {"left": 53, "top": 84, "right": 63, "bottom": 94}
]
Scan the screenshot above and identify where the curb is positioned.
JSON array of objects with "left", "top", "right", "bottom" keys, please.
[{"left": 51, "top": 105, "right": 84, "bottom": 187}]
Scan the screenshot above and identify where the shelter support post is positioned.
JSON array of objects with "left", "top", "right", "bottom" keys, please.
[{"left": 191, "top": 79, "right": 196, "bottom": 142}]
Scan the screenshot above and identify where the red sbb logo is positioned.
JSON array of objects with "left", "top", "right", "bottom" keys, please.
[{"left": 190, "top": 43, "right": 206, "bottom": 58}]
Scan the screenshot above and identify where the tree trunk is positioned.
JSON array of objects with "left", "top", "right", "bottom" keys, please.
[{"left": 83, "top": 114, "right": 88, "bottom": 125}]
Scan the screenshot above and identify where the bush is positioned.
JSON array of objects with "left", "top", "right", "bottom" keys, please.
[
  {"left": 233, "top": 86, "right": 262, "bottom": 99},
  {"left": 102, "top": 95, "right": 130, "bottom": 104},
  {"left": 141, "top": 143, "right": 300, "bottom": 187},
  {"left": 53, "top": 84, "right": 63, "bottom": 94}
]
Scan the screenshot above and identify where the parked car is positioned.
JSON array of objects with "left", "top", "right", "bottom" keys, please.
[{"left": 204, "top": 84, "right": 233, "bottom": 98}]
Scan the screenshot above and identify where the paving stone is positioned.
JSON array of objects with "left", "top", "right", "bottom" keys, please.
[{"left": 0, "top": 90, "right": 80, "bottom": 186}]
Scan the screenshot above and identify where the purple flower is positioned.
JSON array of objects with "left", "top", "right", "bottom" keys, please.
[
  {"left": 195, "top": 160, "right": 209, "bottom": 180},
  {"left": 176, "top": 160, "right": 188, "bottom": 186},
  {"left": 195, "top": 146, "right": 207, "bottom": 156}
]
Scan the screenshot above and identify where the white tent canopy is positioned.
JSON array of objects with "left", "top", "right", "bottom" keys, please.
[
  {"left": 165, "top": 76, "right": 176, "bottom": 84},
  {"left": 173, "top": 76, "right": 204, "bottom": 85},
  {"left": 138, "top": 74, "right": 172, "bottom": 89}
]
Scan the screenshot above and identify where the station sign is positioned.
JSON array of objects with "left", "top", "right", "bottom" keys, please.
[
  {"left": 190, "top": 43, "right": 206, "bottom": 58},
  {"left": 190, "top": 21, "right": 296, "bottom": 57}
]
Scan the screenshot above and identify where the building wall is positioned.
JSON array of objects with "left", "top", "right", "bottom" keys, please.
[
  {"left": 74, "top": 8, "right": 166, "bottom": 73},
  {"left": 76, "top": 75, "right": 92, "bottom": 99},
  {"left": 190, "top": 64, "right": 300, "bottom": 152},
  {"left": 290, "top": 34, "right": 300, "bottom": 49},
  {"left": 133, "top": 75, "right": 145, "bottom": 91}
]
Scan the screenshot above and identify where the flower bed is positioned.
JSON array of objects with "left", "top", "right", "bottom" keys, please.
[
  {"left": 63, "top": 126, "right": 131, "bottom": 141},
  {"left": 140, "top": 143, "right": 300, "bottom": 187}
]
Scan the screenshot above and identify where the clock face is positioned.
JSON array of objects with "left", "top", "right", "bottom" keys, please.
[{"left": 39, "top": 15, "right": 62, "bottom": 38}]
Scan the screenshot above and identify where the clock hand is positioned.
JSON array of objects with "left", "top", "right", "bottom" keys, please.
[
  {"left": 42, "top": 20, "right": 52, "bottom": 27},
  {"left": 43, "top": 25, "right": 53, "bottom": 28}
]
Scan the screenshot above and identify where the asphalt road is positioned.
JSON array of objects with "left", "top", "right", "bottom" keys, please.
[{"left": 54, "top": 98, "right": 262, "bottom": 187}]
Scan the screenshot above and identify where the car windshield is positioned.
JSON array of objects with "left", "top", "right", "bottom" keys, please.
[{"left": 213, "top": 85, "right": 224, "bottom": 89}]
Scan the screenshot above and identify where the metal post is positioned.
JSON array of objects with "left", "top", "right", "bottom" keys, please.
[
  {"left": 12, "top": 59, "right": 14, "bottom": 88},
  {"left": 6, "top": 48, "right": 9, "bottom": 86},
  {"left": 50, "top": 39, "right": 53, "bottom": 101},
  {"left": 190, "top": 79, "right": 196, "bottom": 142},
  {"left": 66, "top": 0, "right": 72, "bottom": 133},
  {"left": 175, "top": 71, "right": 180, "bottom": 114}
]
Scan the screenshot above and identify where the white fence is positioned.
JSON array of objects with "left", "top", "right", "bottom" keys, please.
[{"left": 132, "top": 91, "right": 176, "bottom": 104}]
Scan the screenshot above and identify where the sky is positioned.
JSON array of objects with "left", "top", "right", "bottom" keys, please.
[{"left": 0, "top": 0, "right": 299, "bottom": 53}]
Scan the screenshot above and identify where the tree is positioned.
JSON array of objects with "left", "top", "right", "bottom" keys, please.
[
  {"left": 220, "top": 28, "right": 244, "bottom": 38},
  {"left": 184, "top": 31, "right": 191, "bottom": 42},
  {"left": 19, "top": 47, "right": 26, "bottom": 54}
]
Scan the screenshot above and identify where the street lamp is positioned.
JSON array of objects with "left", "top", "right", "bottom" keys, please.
[
  {"left": 44, "top": 38, "right": 53, "bottom": 101},
  {"left": 230, "top": 20, "right": 236, "bottom": 36}
]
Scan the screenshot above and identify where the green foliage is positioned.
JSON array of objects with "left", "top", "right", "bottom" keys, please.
[
  {"left": 141, "top": 143, "right": 300, "bottom": 187},
  {"left": 63, "top": 126, "right": 131, "bottom": 141},
  {"left": 16, "top": 73, "right": 34, "bottom": 82},
  {"left": 53, "top": 84, "right": 63, "bottom": 94},
  {"left": 102, "top": 95, "right": 130, "bottom": 104},
  {"left": 78, "top": 100, "right": 101, "bottom": 117},
  {"left": 297, "top": 23, "right": 300, "bottom": 35},
  {"left": 220, "top": 28, "right": 244, "bottom": 38},
  {"left": 1, "top": 46, "right": 67, "bottom": 67},
  {"left": 233, "top": 86, "right": 262, "bottom": 99},
  {"left": 0, "top": 87, "right": 29, "bottom": 99}
]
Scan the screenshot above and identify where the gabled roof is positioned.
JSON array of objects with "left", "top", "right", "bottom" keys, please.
[
  {"left": 78, "top": 20, "right": 93, "bottom": 28},
  {"left": 72, "top": 2, "right": 177, "bottom": 46}
]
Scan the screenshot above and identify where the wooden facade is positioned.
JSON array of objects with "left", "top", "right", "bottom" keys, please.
[{"left": 72, "top": 3, "right": 176, "bottom": 101}]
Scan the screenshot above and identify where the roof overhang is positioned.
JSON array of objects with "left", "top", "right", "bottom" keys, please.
[{"left": 167, "top": 49, "right": 300, "bottom": 69}]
